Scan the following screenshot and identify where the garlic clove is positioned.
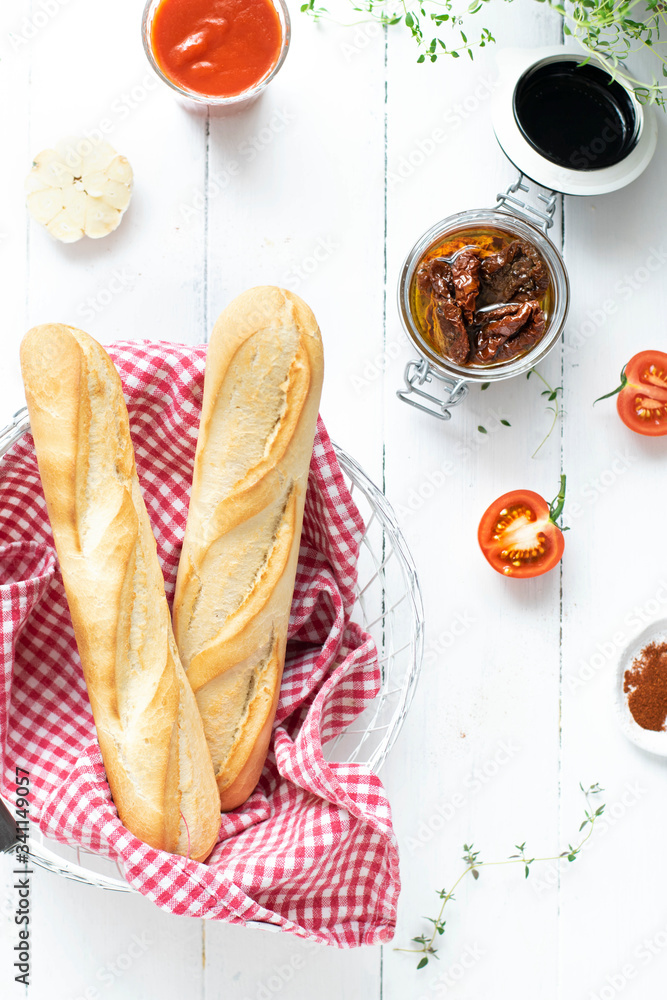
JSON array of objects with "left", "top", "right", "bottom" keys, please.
[
  {"left": 99, "top": 178, "right": 133, "bottom": 212},
  {"left": 106, "top": 155, "right": 134, "bottom": 187},
  {"left": 84, "top": 197, "right": 122, "bottom": 239},
  {"left": 80, "top": 141, "right": 118, "bottom": 179},
  {"left": 29, "top": 148, "right": 76, "bottom": 190},
  {"left": 45, "top": 187, "right": 87, "bottom": 243},
  {"left": 26, "top": 188, "right": 65, "bottom": 227}
]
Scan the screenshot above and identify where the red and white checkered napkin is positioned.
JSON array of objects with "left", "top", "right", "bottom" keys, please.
[{"left": 0, "top": 341, "right": 400, "bottom": 946}]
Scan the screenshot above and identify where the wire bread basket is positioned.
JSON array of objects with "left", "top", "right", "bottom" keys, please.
[{"left": 0, "top": 407, "right": 423, "bottom": 902}]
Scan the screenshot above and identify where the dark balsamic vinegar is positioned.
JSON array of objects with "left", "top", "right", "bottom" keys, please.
[{"left": 513, "top": 60, "right": 639, "bottom": 171}]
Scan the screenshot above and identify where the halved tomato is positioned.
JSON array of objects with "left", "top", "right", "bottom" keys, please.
[
  {"left": 478, "top": 477, "right": 566, "bottom": 578},
  {"left": 596, "top": 351, "right": 667, "bottom": 437},
  {"left": 618, "top": 351, "right": 667, "bottom": 436}
]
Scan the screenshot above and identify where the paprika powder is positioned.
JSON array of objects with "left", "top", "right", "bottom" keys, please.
[{"left": 623, "top": 641, "right": 667, "bottom": 732}]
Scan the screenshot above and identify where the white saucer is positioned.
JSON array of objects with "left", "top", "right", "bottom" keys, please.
[{"left": 615, "top": 619, "right": 667, "bottom": 757}]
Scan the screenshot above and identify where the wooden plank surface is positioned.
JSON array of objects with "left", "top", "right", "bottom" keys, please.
[
  {"left": 558, "top": 38, "right": 667, "bottom": 1000},
  {"left": 2, "top": 1, "right": 667, "bottom": 998},
  {"left": 381, "top": 7, "right": 564, "bottom": 998}
]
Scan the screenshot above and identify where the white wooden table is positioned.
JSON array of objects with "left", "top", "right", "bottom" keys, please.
[{"left": 2, "top": 1, "right": 667, "bottom": 997}]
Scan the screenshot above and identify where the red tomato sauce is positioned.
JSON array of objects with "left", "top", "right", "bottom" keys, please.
[{"left": 151, "top": 0, "right": 282, "bottom": 98}]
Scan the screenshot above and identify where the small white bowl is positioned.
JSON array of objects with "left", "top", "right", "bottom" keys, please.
[{"left": 615, "top": 620, "right": 667, "bottom": 757}]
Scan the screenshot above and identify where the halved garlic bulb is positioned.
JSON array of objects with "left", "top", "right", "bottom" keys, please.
[{"left": 26, "top": 140, "right": 133, "bottom": 243}]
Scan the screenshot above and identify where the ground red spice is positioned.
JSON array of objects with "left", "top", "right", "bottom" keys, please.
[{"left": 623, "top": 641, "right": 667, "bottom": 732}]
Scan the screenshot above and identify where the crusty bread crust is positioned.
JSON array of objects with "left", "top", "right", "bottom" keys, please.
[
  {"left": 20, "top": 324, "right": 220, "bottom": 861},
  {"left": 173, "top": 287, "right": 324, "bottom": 810}
]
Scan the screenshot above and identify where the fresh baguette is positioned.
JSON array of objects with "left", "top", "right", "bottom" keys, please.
[
  {"left": 173, "top": 287, "right": 324, "bottom": 811},
  {"left": 20, "top": 325, "right": 220, "bottom": 861}
]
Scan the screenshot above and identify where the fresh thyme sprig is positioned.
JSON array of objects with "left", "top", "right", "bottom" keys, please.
[
  {"left": 301, "top": 0, "right": 667, "bottom": 107},
  {"left": 527, "top": 367, "right": 563, "bottom": 458},
  {"left": 300, "top": 0, "right": 500, "bottom": 63},
  {"left": 547, "top": 0, "right": 667, "bottom": 108},
  {"left": 476, "top": 370, "right": 560, "bottom": 451},
  {"left": 396, "top": 782, "right": 605, "bottom": 970},
  {"left": 478, "top": 382, "right": 510, "bottom": 435}
]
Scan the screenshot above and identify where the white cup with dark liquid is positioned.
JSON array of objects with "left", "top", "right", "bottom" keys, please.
[{"left": 493, "top": 46, "right": 657, "bottom": 196}]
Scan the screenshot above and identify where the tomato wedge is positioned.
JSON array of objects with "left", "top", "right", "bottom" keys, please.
[
  {"left": 478, "top": 477, "right": 566, "bottom": 578},
  {"left": 596, "top": 350, "right": 667, "bottom": 437}
]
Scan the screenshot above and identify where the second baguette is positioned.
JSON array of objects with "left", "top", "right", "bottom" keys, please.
[{"left": 173, "top": 287, "right": 324, "bottom": 810}]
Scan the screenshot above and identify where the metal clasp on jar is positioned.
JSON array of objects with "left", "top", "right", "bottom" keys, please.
[
  {"left": 494, "top": 174, "right": 558, "bottom": 234},
  {"left": 397, "top": 360, "right": 469, "bottom": 421}
]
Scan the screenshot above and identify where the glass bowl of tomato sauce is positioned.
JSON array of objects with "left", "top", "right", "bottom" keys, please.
[{"left": 142, "top": 0, "right": 290, "bottom": 108}]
